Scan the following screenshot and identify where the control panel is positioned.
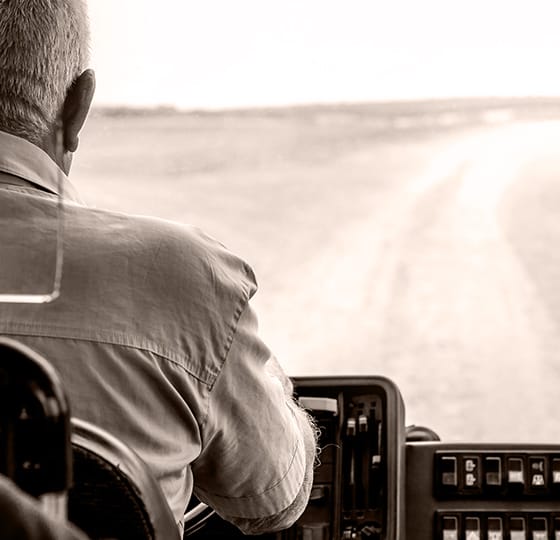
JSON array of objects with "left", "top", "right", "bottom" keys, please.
[
  {"left": 406, "top": 444, "right": 560, "bottom": 540},
  {"left": 280, "top": 376, "right": 406, "bottom": 540}
]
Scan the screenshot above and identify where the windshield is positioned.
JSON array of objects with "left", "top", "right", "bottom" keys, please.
[{"left": 72, "top": 1, "right": 560, "bottom": 444}]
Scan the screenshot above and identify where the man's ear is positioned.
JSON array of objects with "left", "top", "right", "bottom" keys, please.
[{"left": 62, "top": 69, "right": 96, "bottom": 153}]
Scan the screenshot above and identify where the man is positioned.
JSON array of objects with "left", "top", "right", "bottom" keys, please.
[{"left": 0, "top": 0, "right": 317, "bottom": 535}]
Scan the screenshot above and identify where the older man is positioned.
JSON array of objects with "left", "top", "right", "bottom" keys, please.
[{"left": 0, "top": 0, "right": 316, "bottom": 535}]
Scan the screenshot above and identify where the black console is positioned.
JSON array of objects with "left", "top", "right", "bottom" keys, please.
[
  {"left": 407, "top": 443, "right": 560, "bottom": 540},
  {"left": 281, "top": 376, "right": 406, "bottom": 540},
  {"left": 291, "top": 377, "right": 560, "bottom": 540}
]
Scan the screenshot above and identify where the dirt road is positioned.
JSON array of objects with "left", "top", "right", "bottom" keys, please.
[{"left": 248, "top": 122, "right": 560, "bottom": 443}]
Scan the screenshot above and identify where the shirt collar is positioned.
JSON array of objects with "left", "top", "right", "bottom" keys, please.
[{"left": 0, "top": 130, "right": 82, "bottom": 203}]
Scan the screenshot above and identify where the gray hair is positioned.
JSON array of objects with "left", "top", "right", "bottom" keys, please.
[{"left": 0, "top": 0, "right": 90, "bottom": 145}]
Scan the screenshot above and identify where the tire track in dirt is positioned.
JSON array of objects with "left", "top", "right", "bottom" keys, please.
[{"left": 263, "top": 123, "right": 560, "bottom": 442}]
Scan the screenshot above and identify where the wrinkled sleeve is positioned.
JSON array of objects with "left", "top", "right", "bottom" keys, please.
[{"left": 191, "top": 302, "right": 310, "bottom": 529}]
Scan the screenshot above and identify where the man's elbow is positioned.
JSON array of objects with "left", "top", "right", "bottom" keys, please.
[
  {"left": 226, "top": 476, "right": 313, "bottom": 535},
  {"left": 228, "top": 406, "right": 318, "bottom": 535}
]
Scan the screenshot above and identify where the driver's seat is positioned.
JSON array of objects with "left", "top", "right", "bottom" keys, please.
[
  {"left": 69, "top": 418, "right": 181, "bottom": 540},
  {"left": 0, "top": 336, "right": 180, "bottom": 540}
]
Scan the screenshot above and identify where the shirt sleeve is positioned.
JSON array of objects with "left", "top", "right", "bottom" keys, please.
[{"left": 191, "top": 302, "right": 307, "bottom": 522}]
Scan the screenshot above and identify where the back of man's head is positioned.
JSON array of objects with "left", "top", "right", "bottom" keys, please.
[{"left": 0, "top": 0, "right": 90, "bottom": 146}]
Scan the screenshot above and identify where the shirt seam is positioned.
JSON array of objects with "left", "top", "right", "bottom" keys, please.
[
  {"left": 0, "top": 184, "right": 58, "bottom": 198},
  {"left": 199, "top": 275, "right": 253, "bottom": 428},
  {"left": 0, "top": 323, "right": 213, "bottom": 385}
]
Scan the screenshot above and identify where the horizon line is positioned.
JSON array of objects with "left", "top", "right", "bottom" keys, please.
[{"left": 91, "top": 95, "right": 560, "bottom": 115}]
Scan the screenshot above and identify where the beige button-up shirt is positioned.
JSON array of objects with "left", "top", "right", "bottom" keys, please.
[{"left": 0, "top": 130, "right": 305, "bottom": 532}]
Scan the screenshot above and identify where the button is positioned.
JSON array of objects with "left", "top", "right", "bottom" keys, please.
[
  {"left": 554, "top": 517, "right": 560, "bottom": 540},
  {"left": 532, "top": 517, "right": 548, "bottom": 540},
  {"left": 358, "top": 414, "right": 368, "bottom": 433},
  {"left": 552, "top": 458, "right": 560, "bottom": 485},
  {"left": 487, "top": 517, "right": 503, "bottom": 540},
  {"left": 440, "top": 456, "right": 458, "bottom": 487},
  {"left": 463, "top": 456, "right": 480, "bottom": 489},
  {"left": 529, "top": 456, "right": 547, "bottom": 489},
  {"left": 510, "top": 517, "right": 527, "bottom": 540},
  {"left": 485, "top": 456, "right": 502, "bottom": 487},
  {"left": 507, "top": 457, "right": 525, "bottom": 486},
  {"left": 465, "top": 517, "right": 480, "bottom": 540},
  {"left": 442, "top": 516, "right": 459, "bottom": 540}
]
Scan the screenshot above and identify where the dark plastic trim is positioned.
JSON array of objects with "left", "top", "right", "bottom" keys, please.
[{"left": 293, "top": 375, "right": 407, "bottom": 540}]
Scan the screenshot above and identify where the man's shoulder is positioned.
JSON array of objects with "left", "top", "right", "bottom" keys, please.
[
  {"left": 68, "top": 203, "right": 256, "bottom": 298},
  {"left": 59, "top": 204, "right": 259, "bottom": 369},
  {"left": 71, "top": 203, "right": 210, "bottom": 249}
]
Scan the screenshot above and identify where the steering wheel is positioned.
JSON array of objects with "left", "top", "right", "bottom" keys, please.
[{"left": 183, "top": 501, "right": 215, "bottom": 537}]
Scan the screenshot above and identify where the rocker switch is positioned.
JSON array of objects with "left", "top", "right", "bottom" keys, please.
[
  {"left": 532, "top": 517, "right": 548, "bottom": 540},
  {"left": 487, "top": 517, "right": 504, "bottom": 540},
  {"left": 463, "top": 456, "right": 480, "bottom": 489},
  {"left": 465, "top": 517, "right": 481, "bottom": 540},
  {"left": 440, "top": 456, "right": 458, "bottom": 488},
  {"left": 509, "top": 517, "right": 527, "bottom": 540},
  {"left": 553, "top": 459, "right": 560, "bottom": 485},
  {"left": 507, "top": 457, "right": 525, "bottom": 486},
  {"left": 442, "top": 516, "right": 459, "bottom": 540},
  {"left": 529, "top": 457, "right": 546, "bottom": 489},
  {"left": 485, "top": 456, "right": 502, "bottom": 487},
  {"left": 554, "top": 517, "right": 560, "bottom": 540}
]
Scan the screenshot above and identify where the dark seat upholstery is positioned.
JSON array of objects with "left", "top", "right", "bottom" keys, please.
[
  {"left": 69, "top": 418, "right": 180, "bottom": 540},
  {"left": 0, "top": 337, "right": 71, "bottom": 514}
]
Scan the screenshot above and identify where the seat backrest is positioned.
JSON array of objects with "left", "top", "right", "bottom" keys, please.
[
  {"left": 0, "top": 337, "right": 71, "bottom": 520},
  {"left": 69, "top": 418, "right": 180, "bottom": 540}
]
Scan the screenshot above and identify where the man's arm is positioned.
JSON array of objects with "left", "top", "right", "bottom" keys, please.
[
  {"left": 191, "top": 304, "right": 318, "bottom": 534},
  {"left": 226, "top": 401, "right": 318, "bottom": 534}
]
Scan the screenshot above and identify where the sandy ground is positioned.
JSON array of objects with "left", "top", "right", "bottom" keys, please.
[{"left": 73, "top": 111, "right": 560, "bottom": 443}]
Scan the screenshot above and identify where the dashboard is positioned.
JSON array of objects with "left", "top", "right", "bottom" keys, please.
[{"left": 189, "top": 376, "right": 560, "bottom": 540}]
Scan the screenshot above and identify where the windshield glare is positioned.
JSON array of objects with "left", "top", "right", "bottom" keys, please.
[{"left": 70, "top": 2, "right": 560, "bottom": 444}]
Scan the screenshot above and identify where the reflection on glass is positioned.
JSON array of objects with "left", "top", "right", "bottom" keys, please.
[{"left": 0, "top": 168, "right": 64, "bottom": 304}]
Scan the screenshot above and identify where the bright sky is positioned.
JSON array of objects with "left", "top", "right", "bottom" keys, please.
[{"left": 88, "top": 0, "right": 560, "bottom": 110}]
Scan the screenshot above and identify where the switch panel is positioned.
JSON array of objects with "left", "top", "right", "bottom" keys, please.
[
  {"left": 279, "top": 377, "right": 406, "bottom": 540},
  {"left": 407, "top": 443, "right": 560, "bottom": 540},
  {"left": 435, "top": 451, "right": 560, "bottom": 499},
  {"left": 437, "top": 513, "right": 560, "bottom": 540}
]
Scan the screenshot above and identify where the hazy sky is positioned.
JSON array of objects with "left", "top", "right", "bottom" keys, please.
[{"left": 88, "top": 1, "right": 560, "bottom": 109}]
